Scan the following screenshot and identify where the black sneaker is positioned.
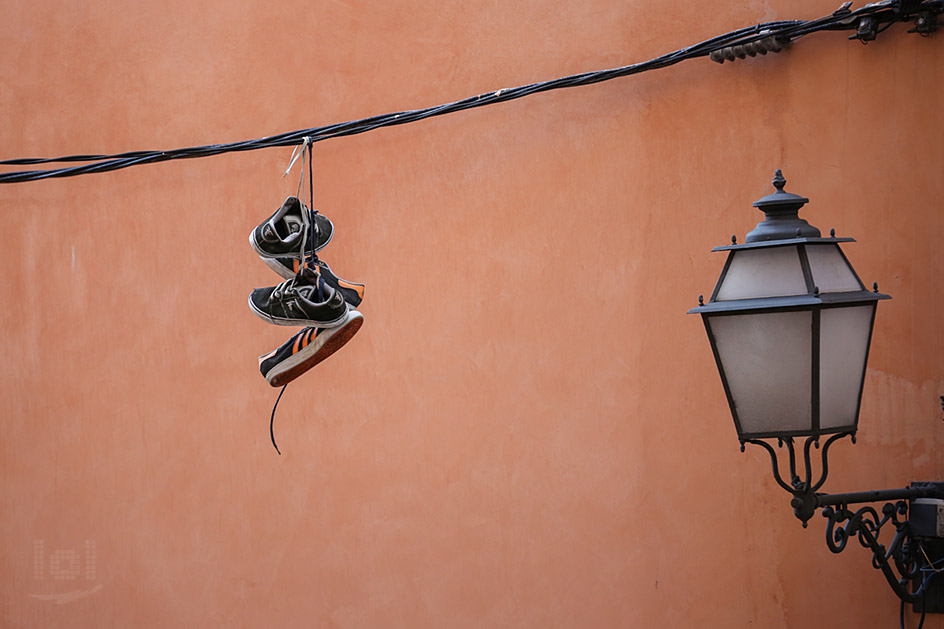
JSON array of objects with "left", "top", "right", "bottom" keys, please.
[
  {"left": 249, "top": 267, "right": 348, "bottom": 327},
  {"left": 258, "top": 311, "right": 364, "bottom": 387},
  {"left": 249, "top": 197, "right": 334, "bottom": 259},
  {"left": 260, "top": 257, "right": 365, "bottom": 308}
]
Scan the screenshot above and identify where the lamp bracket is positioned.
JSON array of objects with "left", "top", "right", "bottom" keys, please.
[
  {"left": 740, "top": 436, "right": 944, "bottom": 606},
  {"left": 739, "top": 433, "right": 851, "bottom": 519}
]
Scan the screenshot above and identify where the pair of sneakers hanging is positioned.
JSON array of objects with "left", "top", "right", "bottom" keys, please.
[{"left": 249, "top": 196, "right": 365, "bottom": 387}]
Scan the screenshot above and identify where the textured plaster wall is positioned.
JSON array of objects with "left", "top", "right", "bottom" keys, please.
[{"left": 1, "top": 0, "right": 942, "bottom": 627}]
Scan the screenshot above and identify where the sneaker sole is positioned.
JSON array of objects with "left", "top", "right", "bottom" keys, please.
[
  {"left": 265, "top": 312, "right": 364, "bottom": 387},
  {"left": 248, "top": 296, "right": 349, "bottom": 328},
  {"left": 248, "top": 214, "right": 335, "bottom": 260}
]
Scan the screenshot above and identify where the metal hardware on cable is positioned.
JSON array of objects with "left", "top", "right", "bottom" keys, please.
[{"left": 708, "top": 33, "right": 789, "bottom": 63}]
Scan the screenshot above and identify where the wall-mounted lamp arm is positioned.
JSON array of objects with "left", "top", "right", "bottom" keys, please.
[
  {"left": 821, "top": 499, "right": 938, "bottom": 604},
  {"left": 740, "top": 433, "right": 855, "bottom": 508},
  {"left": 742, "top": 434, "right": 944, "bottom": 604}
]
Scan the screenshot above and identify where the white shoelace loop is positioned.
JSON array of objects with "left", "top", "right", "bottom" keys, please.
[
  {"left": 282, "top": 137, "right": 315, "bottom": 272},
  {"left": 282, "top": 136, "right": 311, "bottom": 179}
]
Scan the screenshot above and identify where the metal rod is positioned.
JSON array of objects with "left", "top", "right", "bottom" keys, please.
[
  {"left": 815, "top": 485, "right": 944, "bottom": 508},
  {"left": 785, "top": 437, "right": 799, "bottom": 485},
  {"left": 809, "top": 432, "right": 850, "bottom": 493}
]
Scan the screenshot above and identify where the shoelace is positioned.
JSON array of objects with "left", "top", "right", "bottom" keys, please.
[
  {"left": 300, "top": 177, "right": 319, "bottom": 271},
  {"left": 283, "top": 136, "right": 316, "bottom": 270},
  {"left": 270, "top": 385, "right": 287, "bottom": 455},
  {"left": 270, "top": 139, "right": 319, "bottom": 457},
  {"left": 267, "top": 274, "right": 328, "bottom": 456},
  {"left": 270, "top": 276, "right": 298, "bottom": 301},
  {"left": 271, "top": 273, "right": 327, "bottom": 302}
]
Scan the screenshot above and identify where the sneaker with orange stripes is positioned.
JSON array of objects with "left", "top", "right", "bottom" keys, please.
[{"left": 258, "top": 310, "right": 364, "bottom": 387}]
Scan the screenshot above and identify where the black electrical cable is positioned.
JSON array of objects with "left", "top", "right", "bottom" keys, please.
[
  {"left": 898, "top": 580, "right": 927, "bottom": 629},
  {"left": 0, "top": 0, "right": 937, "bottom": 184}
]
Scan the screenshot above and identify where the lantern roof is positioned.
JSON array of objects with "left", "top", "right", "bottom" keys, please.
[{"left": 746, "top": 170, "right": 821, "bottom": 242}]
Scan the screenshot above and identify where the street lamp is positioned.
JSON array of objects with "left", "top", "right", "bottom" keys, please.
[
  {"left": 689, "top": 170, "right": 944, "bottom": 611},
  {"left": 692, "top": 169, "right": 887, "bottom": 441}
]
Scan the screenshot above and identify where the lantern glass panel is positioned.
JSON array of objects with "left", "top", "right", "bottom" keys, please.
[
  {"left": 819, "top": 305, "right": 875, "bottom": 430},
  {"left": 806, "top": 244, "right": 863, "bottom": 293},
  {"left": 715, "top": 247, "right": 808, "bottom": 301},
  {"left": 709, "top": 310, "right": 812, "bottom": 436}
]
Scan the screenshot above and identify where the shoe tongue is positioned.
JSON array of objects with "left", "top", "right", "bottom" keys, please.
[
  {"left": 262, "top": 201, "right": 304, "bottom": 243},
  {"left": 296, "top": 282, "right": 333, "bottom": 303},
  {"left": 280, "top": 197, "right": 300, "bottom": 217},
  {"left": 294, "top": 268, "right": 332, "bottom": 302}
]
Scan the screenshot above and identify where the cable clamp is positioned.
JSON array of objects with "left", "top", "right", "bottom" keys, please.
[{"left": 907, "top": 8, "right": 940, "bottom": 34}]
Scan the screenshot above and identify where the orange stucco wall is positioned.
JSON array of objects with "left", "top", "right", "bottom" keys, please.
[{"left": 2, "top": 1, "right": 943, "bottom": 627}]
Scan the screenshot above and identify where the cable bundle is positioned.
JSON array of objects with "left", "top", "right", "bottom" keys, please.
[{"left": 1, "top": 0, "right": 939, "bottom": 184}]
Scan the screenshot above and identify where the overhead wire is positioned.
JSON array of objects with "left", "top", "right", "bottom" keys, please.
[{"left": 0, "top": 0, "right": 938, "bottom": 184}]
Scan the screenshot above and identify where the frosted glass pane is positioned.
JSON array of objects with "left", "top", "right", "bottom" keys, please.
[
  {"left": 716, "top": 248, "right": 808, "bottom": 301},
  {"left": 819, "top": 306, "right": 874, "bottom": 429},
  {"left": 710, "top": 311, "right": 812, "bottom": 435},
  {"left": 806, "top": 245, "right": 862, "bottom": 293}
]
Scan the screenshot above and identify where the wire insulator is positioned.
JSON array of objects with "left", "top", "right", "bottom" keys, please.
[{"left": 709, "top": 36, "right": 789, "bottom": 64}]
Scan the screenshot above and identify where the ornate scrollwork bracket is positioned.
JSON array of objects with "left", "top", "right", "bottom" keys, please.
[
  {"left": 739, "top": 432, "right": 852, "bottom": 525},
  {"left": 739, "top": 434, "right": 944, "bottom": 605}
]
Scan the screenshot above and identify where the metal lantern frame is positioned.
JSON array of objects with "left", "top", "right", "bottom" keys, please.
[
  {"left": 688, "top": 170, "right": 944, "bottom": 611},
  {"left": 692, "top": 235, "right": 889, "bottom": 441}
]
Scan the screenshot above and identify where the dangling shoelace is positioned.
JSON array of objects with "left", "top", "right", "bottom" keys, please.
[
  {"left": 283, "top": 136, "right": 315, "bottom": 272},
  {"left": 268, "top": 273, "right": 327, "bottom": 456},
  {"left": 270, "top": 138, "right": 319, "bottom": 456},
  {"left": 301, "top": 139, "right": 318, "bottom": 271},
  {"left": 270, "top": 385, "right": 287, "bottom": 455}
]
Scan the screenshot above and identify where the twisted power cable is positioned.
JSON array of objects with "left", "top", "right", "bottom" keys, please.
[{"left": 0, "top": 1, "right": 938, "bottom": 184}]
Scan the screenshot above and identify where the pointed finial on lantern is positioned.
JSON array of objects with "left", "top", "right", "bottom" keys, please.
[{"left": 747, "top": 169, "right": 818, "bottom": 242}]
